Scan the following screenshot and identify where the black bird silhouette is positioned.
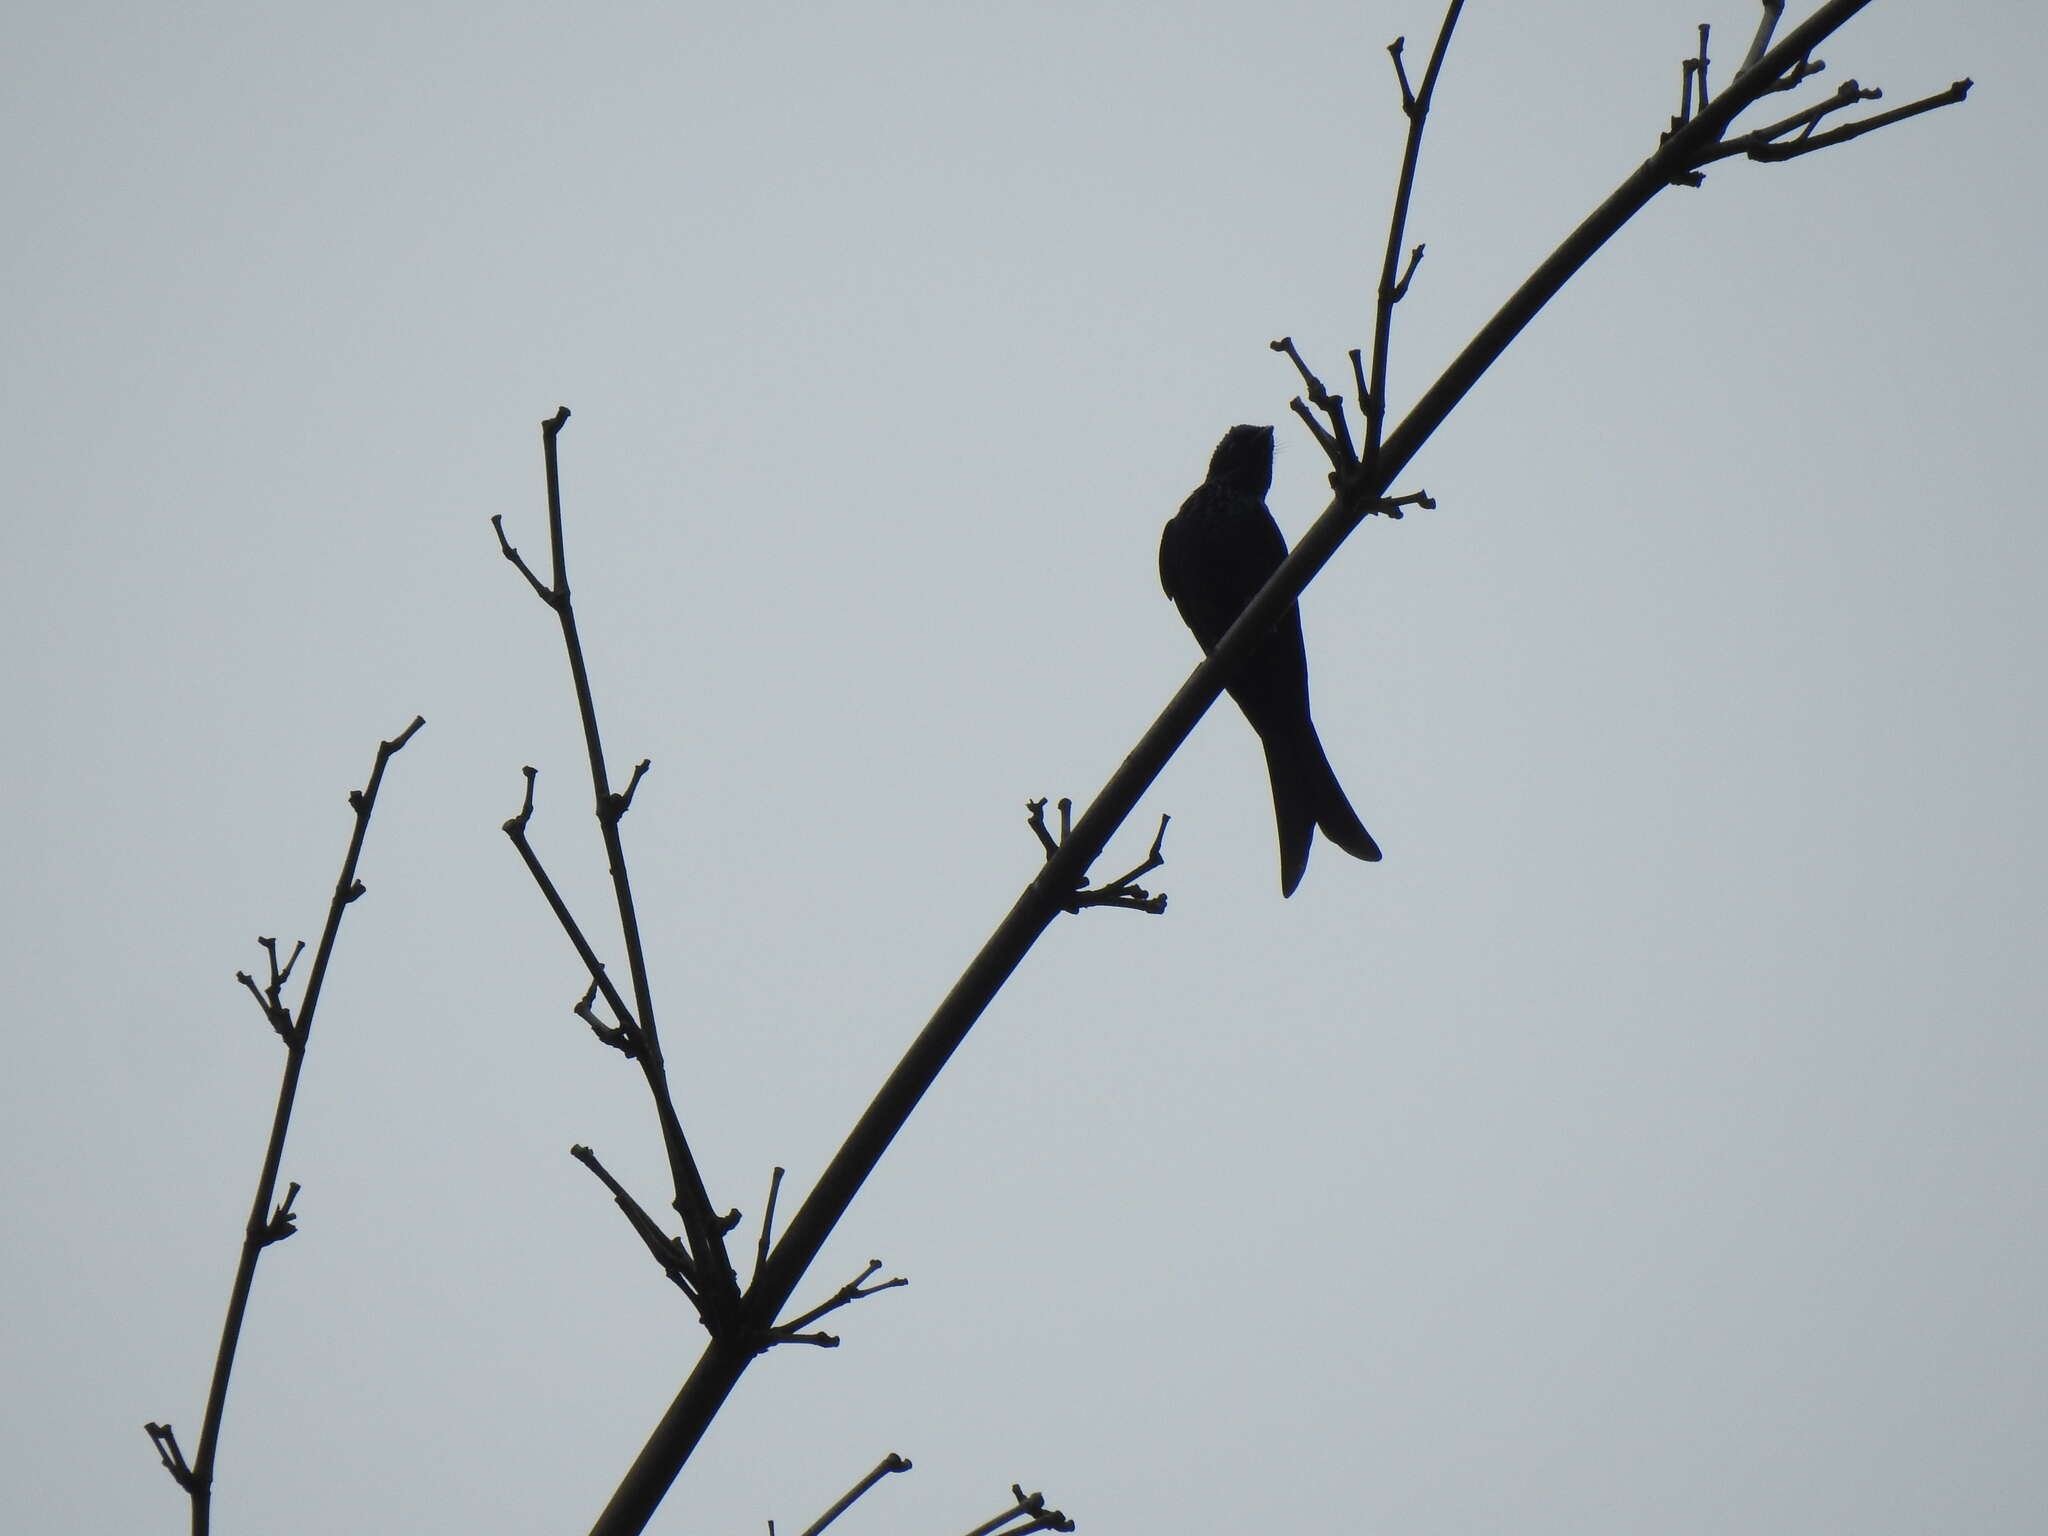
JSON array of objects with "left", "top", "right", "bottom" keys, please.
[{"left": 1159, "top": 424, "right": 1382, "bottom": 895}]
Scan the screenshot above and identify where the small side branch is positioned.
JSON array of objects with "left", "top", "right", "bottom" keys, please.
[
  {"left": 751, "top": 1166, "right": 786, "bottom": 1288},
  {"left": 575, "top": 983, "right": 641, "bottom": 1057},
  {"left": 258, "top": 1182, "right": 302, "bottom": 1246},
  {"left": 1673, "top": 24, "right": 1712, "bottom": 132},
  {"left": 1270, "top": 336, "right": 1356, "bottom": 467},
  {"left": 1745, "top": 78, "right": 1972, "bottom": 162},
  {"left": 572, "top": 1145, "right": 703, "bottom": 1308},
  {"left": 1027, "top": 798, "right": 1170, "bottom": 914},
  {"left": 761, "top": 1259, "right": 909, "bottom": 1350},
  {"left": 503, "top": 766, "right": 645, "bottom": 1057},
  {"left": 582, "top": 8, "right": 1977, "bottom": 1529},
  {"left": 1737, "top": 1, "right": 1786, "bottom": 79},
  {"left": 234, "top": 937, "right": 305, "bottom": 1046},
  {"left": 1659, "top": 3, "right": 1968, "bottom": 184},
  {"left": 966, "top": 1483, "right": 1077, "bottom": 1536},
  {"left": 1364, "top": 2, "right": 1465, "bottom": 468},
  {"left": 143, "top": 1422, "right": 196, "bottom": 1493},
  {"left": 1372, "top": 489, "right": 1437, "bottom": 521},
  {"left": 793, "top": 1452, "right": 913, "bottom": 1536},
  {"left": 145, "top": 716, "right": 422, "bottom": 1536}
]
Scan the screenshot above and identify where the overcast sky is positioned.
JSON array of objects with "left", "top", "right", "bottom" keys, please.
[{"left": 5, "top": 3, "right": 2042, "bottom": 1532}]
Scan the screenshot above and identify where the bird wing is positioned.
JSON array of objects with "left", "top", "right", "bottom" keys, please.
[{"left": 1160, "top": 483, "right": 1293, "bottom": 652}]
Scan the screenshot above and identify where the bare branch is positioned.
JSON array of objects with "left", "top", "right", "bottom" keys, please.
[
  {"left": 235, "top": 965, "right": 297, "bottom": 1045},
  {"left": 1024, "top": 798, "right": 1061, "bottom": 859},
  {"left": 258, "top": 1182, "right": 301, "bottom": 1247},
  {"left": 496, "top": 419, "right": 739, "bottom": 1319},
  {"left": 965, "top": 1484, "right": 1076, "bottom": 1536},
  {"left": 1728, "top": 77, "right": 1885, "bottom": 151},
  {"left": 1386, "top": 35, "right": 1415, "bottom": 113},
  {"left": 572, "top": 1145, "right": 702, "bottom": 1306},
  {"left": 503, "top": 766, "right": 644, "bottom": 1054},
  {"left": 1365, "top": 0, "right": 1464, "bottom": 467},
  {"left": 575, "top": 983, "right": 641, "bottom": 1057},
  {"left": 751, "top": 1166, "right": 786, "bottom": 1287},
  {"left": 1028, "top": 797, "right": 1171, "bottom": 914},
  {"left": 1270, "top": 335, "right": 1357, "bottom": 465},
  {"left": 491, "top": 512, "right": 557, "bottom": 604},
  {"left": 1747, "top": 78, "right": 1971, "bottom": 160},
  {"left": 765, "top": 1259, "right": 909, "bottom": 1348},
  {"left": 795, "top": 1452, "right": 913, "bottom": 1536},
  {"left": 609, "top": 758, "right": 652, "bottom": 818},
  {"left": 584, "top": 7, "right": 1974, "bottom": 1528},
  {"left": 260, "top": 935, "right": 305, "bottom": 993},
  {"left": 144, "top": 1422, "right": 197, "bottom": 1492},
  {"left": 146, "top": 718, "right": 422, "bottom": 1534},
  {"left": 1738, "top": 1, "right": 1786, "bottom": 78},
  {"left": 1390, "top": 242, "right": 1425, "bottom": 302}
]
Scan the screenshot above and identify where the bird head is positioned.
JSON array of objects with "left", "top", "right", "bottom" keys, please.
[{"left": 1205, "top": 424, "right": 1275, "bottom": 497}]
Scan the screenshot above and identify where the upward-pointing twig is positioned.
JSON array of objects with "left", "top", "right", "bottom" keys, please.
[
  {"left": 1366, "top": 1, "right": 1464, "bottom": 469},
  {"left": 495, "top": 412, "right": 741, "bottom": 1326},
  {"left": 145, "top": 716, "right": 422, "bottom": 1536}
]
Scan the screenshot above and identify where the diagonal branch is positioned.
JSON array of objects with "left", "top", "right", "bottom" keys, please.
[
  {"left": 572, "top": 1144, "right": 703, "bottom": 1307},
  {"left": 1745, "top": 77, "right": 1971, "bottom": 160},
  {"left": 763, "top": 1259, "right": 909, "bottom": 1349},
  {"left": 1366, "top": 1, "right": 1464, "bottom": 467},
  {"left": 965, "top": 1484, "right": 1076, "bottom": 1536},
  {"left": 793, "top": 1452, "right": 912, "bottom": 1536},
  {"left": 585, "top": 6, "right": 1971, "bottom": 1529},
  {"left": 503, "top": 765, "right": 643, "bottom": 1053},
  {"left": 145, "top": 716, "right": 422, "bottom": 1536}
]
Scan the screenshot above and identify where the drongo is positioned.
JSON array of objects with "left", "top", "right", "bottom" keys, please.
[{"left": 1159, "top": 424, "right": 1382, "bottom": 896}]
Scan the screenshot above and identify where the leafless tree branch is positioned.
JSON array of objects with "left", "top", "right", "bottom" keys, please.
[
  {"left": 578, "top": 7, "right": 1971, "bottom": 1530},
  {"left": 144, "top": 716, "right": 422, "bottom": 1535},
  {"left": 496, "top": 411, "right": 741, "bottom": 1324}
]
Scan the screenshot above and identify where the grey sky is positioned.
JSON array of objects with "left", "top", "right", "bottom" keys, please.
[{"left": 5, "top": 3, "right": 2041, "bottom": 1532}]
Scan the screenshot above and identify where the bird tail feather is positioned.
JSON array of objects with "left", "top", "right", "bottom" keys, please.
[
  {"left": 1263, "top": 725, "right": 1382, "bottom": 896},
  {"left": 1262, "top": 733, "right": 1318, "bottom": 899},
  {"left": 1308, "top": 727, "right": 1382, "bottom": 866}
]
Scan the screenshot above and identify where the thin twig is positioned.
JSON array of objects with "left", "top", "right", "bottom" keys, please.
[
  {"left": 1027, "top": 800, "right": 1171, "bottom": 913},
  {"left": 1270, "top": 336, "right": 1357, "bottom": 464},
  {"left": 1738, "top": 0, "right": 1787, "bottom": 78},
  {"left": 1365, "top": 0, "right": 1465, "bottom": 469},
  {"left": 145, "top": 716, "right": 422, "bottom": 1536},
  {"left": 766, "top": 1259, "right": 909, "bottom": 1347},
  {"left": 571, "top": 1145, "right": 703, "bottom": 1308},
  {"left": 500, "top": 413, "right": 740, "bottom": 1322},
  {"left": 751, "top": 1166, "right": 786, "bottom": 1287},
  {"left": 1746, "top": 78, "right": 1971, "bottom": 160},
  {"left": 504, "top": 766, "right": 643, "bottom": 1052},
  {"left": 965, "top": 1485, "right": 1075, "bottom": 1536},
  {"left": 796, "top": 1453, "right": 913, "bottom": 1536}
]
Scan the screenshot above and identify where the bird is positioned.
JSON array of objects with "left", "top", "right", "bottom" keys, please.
[{"left": 1159, "top": 424, "right": 1381, "bottom": 896}]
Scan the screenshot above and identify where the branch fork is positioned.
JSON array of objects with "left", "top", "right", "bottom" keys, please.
[
  {"left": 1027, "top": 797, "right": 1169, "bottom": 914},
  {"left": 147, "top": 717, "right": 422, "bottom": 1532},
  {"left": 760, "top": 1259, "right": 909, "bottom": 1351},
  {"left": 235, "top": 936, "right": 306, "bottom": 1045},
  {"left": 1658, "top": 9, "right": 1969, "bottom": 186},
  {"left": 969, "top": 1483, "right": 1076, "bottom": 1536},
  {"left": 495, "top": 422, "right": 741, "bottom": 1321}
]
